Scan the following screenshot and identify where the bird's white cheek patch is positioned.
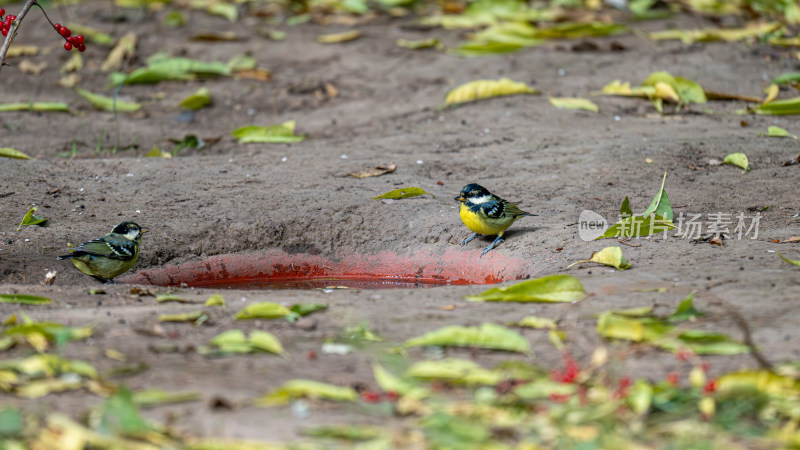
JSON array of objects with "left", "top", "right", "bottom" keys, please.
[{"left": 470, "top": 195, "right": 491, "bottom": 204}]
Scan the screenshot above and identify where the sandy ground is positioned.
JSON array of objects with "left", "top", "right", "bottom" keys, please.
[{"left": 1, "top": 1, "right": 800, "bottom": 442}]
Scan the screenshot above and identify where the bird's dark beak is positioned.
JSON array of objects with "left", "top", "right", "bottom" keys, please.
[
  {"left": 141, "top": 229, "right": 149, "bottom": 234},
  {"left": 455, "top": 196, "right": 464, "bottom": 202}
]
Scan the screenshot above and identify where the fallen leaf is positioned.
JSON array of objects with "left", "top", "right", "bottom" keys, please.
[
  {"left": 0, "top": 102, "right": 69, "bottom": 112},
  {"left": 204, "top": 294, "right": 226, "bottom": 307},
  {"left": 145, "top": 146, "right": 171, "bottom": 158},
  {"left": 302, "top": 425, "right": 383, "bottom": 442},
  {"left": 317, "top": 30, "right": 361, "bottom": 44},
  {"left": 257, "top": 379, "right": 357, "bottom": 405},
  {"left": 403, "top": 323, "right": 531, "bottom": 354},
  {"left": 568, "top": 246, "right": 631, "bottom": 270},
  {"left": 155, "top": 294, "right": 196, "bottom": 303},
  {"left": 772, "top": 71, "right": 800, "bottom": 86},
  {"left": 0, "top": 148, "right": 31, "bottom": 159},
  {"left": 109, "top": 54, "right": 231, "bottom": 85},
  {"left": 191, "top": 32, "right": 244, "bottom": 41},
  {"left": 372, "top": 364, "right": 430, "bottom": 399},
  {"left": 766, "top": 126, "right": 798, "bottom": 139},
  {"left": 648, "top": 22, "right": 782, "bottom": 44},
  {"left": 373, "top": 187, "right": 434, "bottom": 200},
  {"left": 763, "top": 84, "right": 780, "bottom": 105},
  {"left": 76, "top": 89, "right": 141, "bottom": 113},
  {"left": 179, "top": 87, "right": 212, "bottom": 110},
  {"left": 285, "top": 303, "right": 328, "bottom": 323},
  {"left": 132, "top": 388, "right": 201, "bottom": 407},
  {"left": 235, "top": 68, "right": 272, "bottom": 81},
  {"left": 779, "top": 237, "right": 800, "bottom": 244},
  {"left": 201, "top": 329, "right": 284, "bottom": 356},
  {"left": 396, "top": 38, "right": 442, "bottom": 49},
  {"left": 19, "top": 60, "right": 47, "bottom": 75},
  {"left": 231, "top": 121, "right": 305, "bottom": 143},
  {"left": 465, "top": 274, "right": 586, "bottom": 303},
  {"left": 59, "top": 74, "right": 81, "bottom": 88},
  {"left": 778, "top": 251, "right": 800, "bottom": 267},
  {"left": 5, "top": 45, "right": 39, "bottom": 57},
  {"left": 750, "top": 97, "right": 800, "bottom": 115},
  {"left": 0, "top": 294, "right": 51, "bottom": 305},
  {"left": 549, "top": 97, "right": 599, "bottom": 112},
  {"left": 517, "top": 315, "right": 557, "bottom": 329},
  {"left": 17, "top": 206, "right": 46, "bottom": 231},
  {"left": 101, "top": 32, "right": 137, "bottom": 72},
  {"left": 444, "top": 78, "right": 539, "bottom": 107},
  {"left": 348, "top": 163, "right": 397, "bottom": 178},
  {"left": 158, "top": 311, "right": 207, "bottom": 324},
  {"left": 234, "top": 302, "right": 291, "bottom": 320},
  {"left": 723, "top": 152, "right": 750, "bottom": 173},
  {"left": 405, "top": 358, "right": 503, "bottom": 385}
]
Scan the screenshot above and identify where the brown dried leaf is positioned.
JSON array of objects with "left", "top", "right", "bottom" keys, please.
[
  {"left": 191, "top": 32, "right": 245, "bottom": 41},
  {"left": 19, "top": 60, "right": 47, "bottom": 75},
  {"left": 236, "top": 68, "right": 272, "bottom": 81},
  {"left": 6, "top": 45, "right": 38, "bottom": 58},
  {"left": 780, "top": 236, "right": 800, "bottom": 243},
  {"left": 101, "top": 32, "right": 137, "bottom": 72},
  {"left": 348, "top": 163, "right": 397, "bottom": 178}
]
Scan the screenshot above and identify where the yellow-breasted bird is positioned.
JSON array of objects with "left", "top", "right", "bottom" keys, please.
[
  {"left": 57, "top": 221, "right": 146, "bottom": 282},
  {"left": 455, "top": 184, "right": 533, "bottom": 257}
]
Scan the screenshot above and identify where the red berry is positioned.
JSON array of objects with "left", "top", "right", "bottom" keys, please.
[
  {"left": 0, "top": 9, "right": 5, "bottom": 17},
  {"left": 75, "top": 35, "right": 84, "bottom": 44},
  {"left": 77, "top": 43, "right": 86, "bottom": 52},
  {"left": 1, "top": 29, "right": 6, "bottom": 37},
  {"left": 6, "top": 15, "right": 15, "bottom": 21},
  {"left": 53, "top": 22, "right": 60, "bottom": 29},
  {"left": 64, "top": 41, "right": 72, "bottom": 51},
  {"left": 360, "top": 391, "right": 381, "bottom": 403},
  {"left": 60, "top": 27, "right": 71, "bottom": 38},
  {"left": 666, "top": 372, "right": 680, "bottom": 386},
  {"left": 386, "top": 391, "right": 399, "bottom": 402},
  {"left": 703, "top": 379, "right": 717, "bottom": 395},
  {"left": 306, "top": 350, "right": 316, "bottom": 360}
]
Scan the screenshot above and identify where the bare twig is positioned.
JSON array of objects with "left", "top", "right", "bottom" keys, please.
[{"left": 0, "top": 0, "right": 38, "bottom": 77}]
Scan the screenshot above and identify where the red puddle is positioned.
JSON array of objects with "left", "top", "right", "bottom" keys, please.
[{"left": 121, "top": 248, "right": 533, "bottom": 289}]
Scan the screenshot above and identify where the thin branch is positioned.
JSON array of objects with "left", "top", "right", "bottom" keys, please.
[{"left": 0, "top": 0, "right": 38, "bottom": 77}]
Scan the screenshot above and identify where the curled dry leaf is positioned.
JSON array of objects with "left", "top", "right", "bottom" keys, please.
[
  {"left": 444, "top": 78, "right": 539, "bottom": 107},
  {"left": 567, "top": 246, "right": 631, "bottom": 270},
  {"left": 348, "top": 163, "right": 397, "bottom": 178},
  {"left": 317, "top": 30, "right": 361, "bottom": 44},
  {"left": 101, "top": 32, "right": 137, "bottom": 73}
]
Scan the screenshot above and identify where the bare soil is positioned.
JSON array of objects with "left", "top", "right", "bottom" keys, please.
[{"left": 1, "top": 2, "right": 800, "bottom": 442}]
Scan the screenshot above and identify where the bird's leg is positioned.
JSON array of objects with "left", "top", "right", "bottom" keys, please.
[
  {"left": 460, "top": 232, "right": 479, "bottom": 245},
  {"left": 480, "top": 233, "right": 505, "bottom": 257}
]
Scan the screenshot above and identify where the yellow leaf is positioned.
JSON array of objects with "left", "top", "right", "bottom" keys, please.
[
  {"left": 444, "top": 78, "right": 539, "bottom": 107},
  {"left": 0, "top": 148, "right": 31, "bottom": 160},
  {"left": 145, "top": 146, "right": 172, "bottom": 158},
  {"left": 549, "top": 97, "right": 598, "bottom": 112},
  {"left": 567, "top": 246, "right": 631, "bottom": 270},
  {"left": 763, "top": 84, "right": 779, "bottom": 105},
  {"left": 101, "top": 32, "right": 137, "bottom": 72},
  {"left": 653, "top": 81, "right": 680, "bottom": 102},
  {"left": 517, "top": 316, "right": 557, "bottom": 329},
  {"left": 317, "top": 30, "right": 361, "bottom": 44}
]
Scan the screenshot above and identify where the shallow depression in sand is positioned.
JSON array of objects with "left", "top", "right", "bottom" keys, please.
[{"left": 120, "top": 249, "right": 535, "bottom": 290}]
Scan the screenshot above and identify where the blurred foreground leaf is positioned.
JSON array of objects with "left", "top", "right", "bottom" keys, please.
[
  {"left": 0, "top": 148, "right": 31, "bottom": 160},
  {"left": 200, "top": 329, "right": 284, "bottom": 356},
  {"left": 778, "top": 251, "right": 800, "bottom": 267},
  {"left": 405, "top": 358, "right": 503, "bottom": 385},
  {"left": 0, "top": 294, "right": 51, "bottom": 305},
  {"left": 235, "top": 302, "right": 291, "bottom": 320},
  {"left": 0, "top": 102, "right": 69, "bottom": 112},
  {"left": 76, "top": 89, "right": 141, "bottom": 112},
  {"left": 179, "top": 87, "right": 211, "bottom": 110},
  {"left": 648, "top": 22, "right": 783, "bottom": 44},
  {"left": 109, "top": 54, "right": 231, "bottom": 85},
  {"left": 317, "top": 30, "right": 361, "bottom": 43},
  {"left": 257, "top": 380, "right": 357, "bottom": 405},
  {"left": 465, "top": 274, "right": 586, "bottom": 303},
  {"left": 403, "top": 323, "right": 531, "bottom": 354},
  {"left": 749, "top": 97, "right": 800, "bottom": 115},
  {"left": 549, "top": 97, "right": 598, "bottom": 112}
]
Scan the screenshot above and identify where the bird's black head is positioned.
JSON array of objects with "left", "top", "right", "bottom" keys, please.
[
  {"left": 455, "top": 183, "right": 491, "bottom": 202},
  {"left": 111, "top": 222, "right": 145, "bottom": 240}
]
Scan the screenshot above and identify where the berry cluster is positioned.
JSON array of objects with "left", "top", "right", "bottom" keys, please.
[
  {"left": 1, "top": 9, "right": 17, "bottom": 37},
  {"left": 53, "top": 23, "right": 85, "bottom": 52}
]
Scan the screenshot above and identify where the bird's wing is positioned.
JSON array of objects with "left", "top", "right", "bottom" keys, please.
[
  {"left": 75, "top": 237, "right": 135, "bottom": 260},
  {"left": 480, "top": 199, "right": 506, "bottom": 219},
  {"left": 502, "top": 201, "right": 532, "bottom": 218}
]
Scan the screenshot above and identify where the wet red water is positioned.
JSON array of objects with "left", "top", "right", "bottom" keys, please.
[{"left": 122, "top": 249, "right": 533, "bottom": 290}]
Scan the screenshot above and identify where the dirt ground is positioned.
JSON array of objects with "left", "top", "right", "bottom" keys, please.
[{"left": 1, "top": 1, "right": 800, "bottom": 444}]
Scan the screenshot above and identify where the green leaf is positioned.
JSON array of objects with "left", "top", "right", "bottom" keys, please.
[
  {"left": 627, "top": 379, "right": 653, "bottom": 415},
  {"left": 669, "top": 292, "right": 704, "bottom": 322},
  {"left": 372, "top": 364, "right": 430, "bottom": 399},
  {"left": 178, "top": 87, "right": 211, "bottom": 110},
  {"left": 247, "top": 330, "right": 284, "bottom": 355},
  {"left": 658, "top": 330, "right": 750, "bottom": 355},
  {"left": 642, "top": 171, "right": 673, "bottom": 221},
  {"left": 16, "top": 206, "right": 46, "bottom": 231},
  {"left": 76, "top": 89, "right": 141, "bottom": 112},
  {"left": 285, "top": 303, "right": 328, "bottom": 322},
  {"left": 207, "top": 329, "right": 251, "bottom": 354},
  {"left": 373, "top": 187, "right": 434, "bottom": 200},
  {"left": 449, "top": 41, "right": 525, "bottom": 57},
  {"left": 642, "top": 71, "right": 706, "bottom": 105},
  {"left": 0, "top": 148, "right": 31, "bottom": 159},
  {"left": 257, "top": 379, "right": 358, "bottom": 406},
  {"left": 164, "top": 10, "right": 187, "bottom": 27},
  {"left": 403, "top": 323, "right": 531, "bottom": 354},
  {"left": 517, "top": 315, "right": 557, "bottom": 329},
  {"left": 0, "top": 102, "right": 69, "bottom": 112},
  {"left": 155, "top": 294, "right": 196, "bottom": 303},
  {"left": 317, "top": 30, "right": 361, "bottom": 44},
  {"left": 234, "top": 302, "right": 292, "bottom": 320},
  {"left": 444, "top": 78, "right": 539, "bottom": 107},
  {"left": 549, "top": 97, "right": 599, "bottom": 112},
  {"left": 0, "top": 294, "right": 51, "bottom": 305},
  {"left": 751, "top": 97, "right": 800, "bottom": 115},
  {"left": 767, "top": 126, "right": 796, "bottom": 138},
  {"left": 206, "top": 1, "right": 237, "bottom": 21},
  {"left": 396, "top": 38, "right": 441, "bottom": 50},
  {"left": 534, "top": 22, "right": 628, "bottom": 39},
  {"left": 772, "top": 71, "right": 800, "bottom": 86},
  {"left": 567, "top": 246, "right": 631, "bottom": 270},
  {"left": 778, "top": 250, "right": 800, "bottom": 267},
  {"left": 110, "top": 55, "right": 231, "bottom": 85},
  {"left": 0, "top": 408, "right": 23, "bottom": 437},
  {"left": 465, "top": 274, "right": 586, "bottom": 303},
  {"left": 620, "top": 196, "right": 632, "bottom": 216},
  {"left": 94, "top": 387, "right": 152, "bottom": 436},
  {"left": 204, "top": 294, "right": 226, "bottom": 307},
  {"left": 132, "top": 388, "right": 200, "bottom": 407},
  {"left": 600, "top": 214, "right": 675, "bottom": 239},
  {"left": 170, "top": 135, "right": 205, "bottom": 154},
  {"left": 158, "top": 311, "right": 207, "bottom": 324},
  {"left": 145, "top": 146, "right": 171, "bottom": 158},
  {"left": 405, "top": 358, "right": 503, "bottom": 385},
  {"left": 226, "top": 54, "right": 257, "bottom": 71},
  {"left": 231, "top": 121, "right": 305, "bottom": 143},
  {"left": 723, "top": 152, "right": 750, "bottom": 173},
  {"left": 302, "top": 425, "right": 382, "bottom": 441}
]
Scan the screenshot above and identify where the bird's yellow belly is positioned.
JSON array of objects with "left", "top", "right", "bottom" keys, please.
[{"left": 460, "top": 203, "right": 510, "bottom": 236}]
